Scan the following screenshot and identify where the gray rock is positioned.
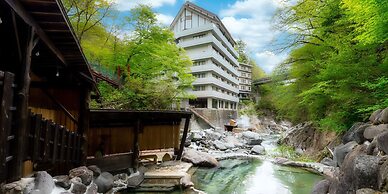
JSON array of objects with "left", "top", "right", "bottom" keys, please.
[
  {"left": 251, "top": 145, "right": 265, "bottom": 155},
  {"left": 71, "top": 182, "right": 87, "bottom": 194},
  {"left": 1, "top": 178, "right": 35, "bottom": 194},
  {"left": 377, "top": 131, "right": 388, "bottom": 154},
  {"left": 342, "top": 122, "right": 370, "bottom": 144},
  {"left": 85, "top": 183, "right": 98, "bottom": 194},
  {"left": 378, "top": 108, "right": 388, "bottom": 124},
  {"left": 378, "top": 158, "right": 388, "bottom": 191},
  {"left": 87, "top": 165, "right": 101, "bottom": 177},
  {"left": 320, "top": 157, "right": 337, "bottom": 167},
  {"left": 127, "top": 171, "right": 144, "bottom": 188},
  {"left": 353, "top": 155, "right": 380, "bottom": 190},
  {"left": 312, "top": 179, "right": 330, "bottom": 194},
  {"left": 95, "top": 172, "right": 114, "bottom": 193},
  {"left": 223, "top": 142, "right": 235, "bottom": 149},
  {"left": 70, "top": 177, "right": 82, "bottom": 184},
  {"left": 246, "top": 139, "right": 263, "bottom": 145},
  {"left": 182, "top": 149, "right": 219, "bottom": 167},
  {"left": 370, "top": 109, "right": 383, "bottom": 124},
  {"left": 180, "top": 173, "right": 194, "bottom": 188},
  {"left": 356, "top": 188, "right": 381, "bottom": 194},
  {"left": 69, "top": 166, "right": 93, "bottom": 185},
  {"left": 242, "top": 131, "right": 261, "bottom": 140},
  {"left": 214, "top": 140, "right": 227, "bottom": 150},
  {"left": 53, "top": 175, "right": 71, "bottom": 190},
  {"left": 367, "top": 138, "right": 377, "bottom": 155},
  {"left": 333, "top": 141, "right": 358, "bottom": 167},
  {"left": 364, "top": 124, "right": 388, "bottom": 140},
  {"left": 30, "top": 171, "right": 54, "bottom": 194},
  {"left": 190, "top": 132, "right": 203, "bottom": 142}
]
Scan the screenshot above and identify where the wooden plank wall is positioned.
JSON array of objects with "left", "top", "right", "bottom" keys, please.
[
  {"left": 29, "top": 88, "right": 80, "bottom": 131},
  {"left": 88, "top": 124, "right": 181, "bottom": 157}
]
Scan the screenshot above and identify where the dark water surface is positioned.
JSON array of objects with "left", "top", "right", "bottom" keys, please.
[{"left": 191, "top": 159, "right": 323, "bottom": 194}]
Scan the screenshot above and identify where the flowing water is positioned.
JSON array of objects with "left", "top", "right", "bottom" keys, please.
[
  {"left": 190, "top": 133, "right": 323, "bottom": 194},
  {"left": 191, "top": 159, "right": 323, "bottom": 194}
]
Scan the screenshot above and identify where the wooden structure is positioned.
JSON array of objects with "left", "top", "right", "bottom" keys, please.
[
  {"left": 0, "top": 0, "right": 97, "bottom": 183},
  {"left": 87, "top": 110, "right": 191, "bottom": 171}
]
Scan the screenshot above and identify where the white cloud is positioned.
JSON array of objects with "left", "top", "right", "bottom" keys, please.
[
  {"left": 156, "top": 13, "right": 174, "bottom": 26},
  {"left": 220, "top": 0, "right": 294, "bottom": 72},
  {"left": 255, "top": 51, "right": 287, "bottom": 73},
  {"left": 113, "top": 0, "right": 176, "bottom": 11}
]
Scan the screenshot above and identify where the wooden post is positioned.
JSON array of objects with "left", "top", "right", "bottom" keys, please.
[
  {"left": 0, "top": 72, "right": 15, "bottom": 183},
  {"left": 14, "top": 28, "right": 35, "bottom": 180},
  {"left": 78, "top": 89, "right": 90, "bottom": 165},
  {"left": 133, "top": 119, "right": 141, "bottom": 171},
  {"left": 176, "top": 116, "right": 190, "bottom": 160},
  {"left": 52, "top": 124, "right": 59, "bottom": 164}
]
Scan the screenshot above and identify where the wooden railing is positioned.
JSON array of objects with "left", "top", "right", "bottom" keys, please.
[
  {"left": 26, "top": 112, "right": 83, "bottom": 165},
  {"left": 0, "top": 70, "right": 84, "bottom": 184}
]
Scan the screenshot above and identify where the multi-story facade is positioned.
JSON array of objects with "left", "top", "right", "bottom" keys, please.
[
  {"left": 238, "top": 63, "right": 252, "bottom": 100},
  {"left": 170, "top": 2, "right": 239, "bottom": 110}
]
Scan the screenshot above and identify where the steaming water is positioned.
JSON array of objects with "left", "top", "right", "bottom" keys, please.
[{"left": 190, "top": 133, "right": 323, "bottom": 194}]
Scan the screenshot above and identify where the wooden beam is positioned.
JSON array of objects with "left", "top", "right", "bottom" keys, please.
[
  {"left": 42, "top": 89, "right": 78, "bottom": 125},
  {"left": 4, "top": 0, "right": 67, "bottom": 66},
  {"left": 11, "top": 11, "right": 22, "bottom": 63},
  {"left": 177, "top": 116, "right": 190, "bottom": 160}
]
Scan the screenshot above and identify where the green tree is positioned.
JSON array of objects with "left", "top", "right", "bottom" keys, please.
[
  {"left": 94, "top": 5, "right": 194, "bottom": 110},
  {"left": 267, "top": 0, "right": 388, "bottom": 132}
]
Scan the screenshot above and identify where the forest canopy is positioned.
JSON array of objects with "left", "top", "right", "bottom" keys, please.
[{"left": 265, "top": 0, "right": 388, "bottom": 132}]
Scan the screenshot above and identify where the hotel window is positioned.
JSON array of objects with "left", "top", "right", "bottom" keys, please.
[
  {"left": 193, "top": 34, "right": 205, "bottom": 39},
  {"left": 193, "top": 60, "right": 206, "bottom": 66}
]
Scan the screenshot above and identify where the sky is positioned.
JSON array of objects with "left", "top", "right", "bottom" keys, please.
[{"left": 112, "top": 0, "right": 291, "bottom": 73}]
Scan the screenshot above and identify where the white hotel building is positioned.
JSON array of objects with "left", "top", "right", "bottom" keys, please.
[{"left": 170, "top": 2, "right": 240, "bottom": 110}]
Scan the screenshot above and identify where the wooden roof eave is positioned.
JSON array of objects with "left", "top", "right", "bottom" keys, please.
[
  {"left": 4, "top": 0, "right": 99, "bottom": 94},
  {"left": 5, "top": 0, "right": 67, "bottom": 66}
]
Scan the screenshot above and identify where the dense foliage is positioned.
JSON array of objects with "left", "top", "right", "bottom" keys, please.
[
  {"left": 266, "top": 0, "right": 388, "bottom": 132},
  {"left": 63, "top": 1, "right": 194, "bottom": 110}
]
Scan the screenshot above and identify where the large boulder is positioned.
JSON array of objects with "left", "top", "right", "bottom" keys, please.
[
  {"left": 378, "top": 158, "right": 388, "bottom": 191},
  {"left": 69, "top": 166, "right": 93, "bottom": 185},
  {"left": 342, "top": 122, "right": 370, "bottom": 144},
  {"left": 94, "top": 172, "right": 114, "bottom": 193},
  {"left": 251, "top": 145, "right": 265, "bottom": 155},
  {"left": 377, "top": 131, "right": 388, "bottom": 154},
  {"left": 353, "top": 155, "right": 381, "bottom": 190},
  {"left": 333, "top": 141, "right": 358, "bottom": 167},
  {"left": 311, "top": 179, "right": 330, "bottom": 194},
  {"left": 378, "top": 108, "right": 388, "bottom": 124},
  {"left": 241, "top": 131, "right": 261, "bottom": 140},
  {"left": 182, "top": 149, "right": 219, "bottom": 167},
  {"left": 30, "top": 171, "right": 54, "bottom": 194},
  {"left": 87, "top": 165, "right": 101, "bottom": 177},
  {"left": 364, "top": 124, "right": 388, "bottom": 140},
  {"left": 370, "top": 109, "right": 383, "bottom": 124}
]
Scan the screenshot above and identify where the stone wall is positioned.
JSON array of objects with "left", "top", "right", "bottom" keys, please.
[{"left": 194, "top": 108, "right": 238, "bottom": 129}]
